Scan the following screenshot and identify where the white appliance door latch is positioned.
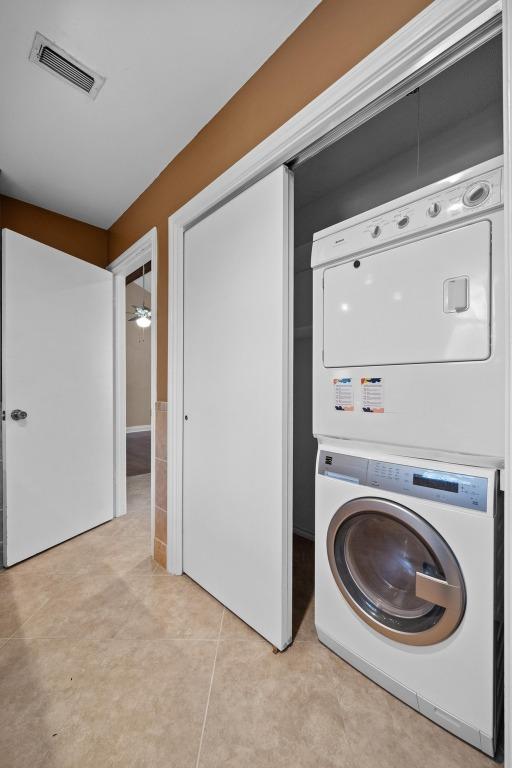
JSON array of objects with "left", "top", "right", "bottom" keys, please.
[{"left": 443, "top": 276, "right": 469, "bottom": 313}]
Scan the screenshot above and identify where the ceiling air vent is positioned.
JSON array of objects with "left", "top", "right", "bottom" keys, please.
[{"left": 29, "top": 32, "right": 105, "bottom": 99}]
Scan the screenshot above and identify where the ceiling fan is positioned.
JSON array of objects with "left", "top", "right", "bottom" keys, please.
[{"left": 128, "top": 263, "right": 151, "bottom": 328}]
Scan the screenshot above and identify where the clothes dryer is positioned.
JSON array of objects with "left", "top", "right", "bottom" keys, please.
[{"left": 311, "top": 157, "right": 504, "bottom": 465}]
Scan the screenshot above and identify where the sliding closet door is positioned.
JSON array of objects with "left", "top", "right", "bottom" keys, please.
[{"left": 183, "top": 166, "right": 293, "bottom": 650}]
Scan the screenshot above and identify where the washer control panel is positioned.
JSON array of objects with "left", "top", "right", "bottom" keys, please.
[
  {"left": 318, "top": 451, "right": 489, "bottom": 512},
  {"left": 367, "top": 461, "right": 488, "bottom": 512}
]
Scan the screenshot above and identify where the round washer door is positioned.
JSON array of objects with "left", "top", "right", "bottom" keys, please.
[{"left": 327, "top": 497, "right": 466, "bottom": 646}]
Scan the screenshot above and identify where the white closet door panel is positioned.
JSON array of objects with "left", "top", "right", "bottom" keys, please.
[
  {"left": 2, "top": 230, "right": 114, "bottom": 566},
  {"left": 183, "top": 166, "right": 292, "bottom": 650}
]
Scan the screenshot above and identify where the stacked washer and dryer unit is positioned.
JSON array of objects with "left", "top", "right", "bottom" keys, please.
[{"left": 311, "top": 156, "right": 504, "bottom": 756}]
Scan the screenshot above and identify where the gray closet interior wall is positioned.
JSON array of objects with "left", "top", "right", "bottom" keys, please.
[{"left": 292, "top": 35, "right": 503, "bottom": 540}]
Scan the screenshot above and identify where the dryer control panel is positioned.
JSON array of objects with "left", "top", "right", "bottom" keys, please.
[
  {"left": 311, "top": 159, "right": 503, "bottom": 269},
  {"left": 318, "top": 451, "right": 489, "bottom": 512}
]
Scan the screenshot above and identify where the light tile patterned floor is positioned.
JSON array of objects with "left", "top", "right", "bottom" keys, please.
[{"left": 0, "top": 475, "right": 497, "bottom": 767}]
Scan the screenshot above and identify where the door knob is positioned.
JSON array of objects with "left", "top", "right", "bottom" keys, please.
[{"left": 10, "top": 409, "right": 28, "bottom": 421}]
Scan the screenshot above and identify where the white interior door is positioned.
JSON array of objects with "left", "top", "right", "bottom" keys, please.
[
  {"left": 2, "top": 230, "right": 114, "bottom": 566},
  {"left": 183, "top": 166, "right": 293, "bottom": 650}
]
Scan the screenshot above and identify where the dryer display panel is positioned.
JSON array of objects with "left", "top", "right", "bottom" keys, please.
[{"left": 322, "top": 221, "right": 491, "bottom": 368}]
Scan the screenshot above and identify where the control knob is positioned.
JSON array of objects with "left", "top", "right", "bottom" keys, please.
[
  {"left": 427, "top": 201, "right": 441, "bottom": 218},
  {"left": 462, "top": 181, "right": 490, "bottom": 208}
]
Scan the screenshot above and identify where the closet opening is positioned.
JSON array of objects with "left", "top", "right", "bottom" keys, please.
[
  {"left": 109, "top": 227, "right": 157, "bottom": 547},
  {"left": 290, "top": 30, "right": 503, "bottom": 649},
  {"left": 125, "top": 260, "right": 153, "bottom": 554}
]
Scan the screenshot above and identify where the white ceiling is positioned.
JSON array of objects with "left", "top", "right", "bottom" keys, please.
[{"left": 0, "top": 0, "right": 319, "bottom": 228}]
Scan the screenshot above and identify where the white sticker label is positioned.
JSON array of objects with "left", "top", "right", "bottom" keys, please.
[
  {"left": 361, "top": 377, "right": 384, "bottom": 413},
  {"left": 334, "top": 377, "right": 354, "bottom": 411}
]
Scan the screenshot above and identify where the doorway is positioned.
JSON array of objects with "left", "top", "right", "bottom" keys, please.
[
  {"left": 126, "top": 262, "right": 152, "bottom": 476},
  {"left": 289, "top": 26, "right": 503, "bottom": 649},
  {"left": 108, "top": 228, "right": 157, "bottom": 547}
]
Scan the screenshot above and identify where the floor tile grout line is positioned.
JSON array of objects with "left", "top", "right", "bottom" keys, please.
[
  {"left": 2, "top": 634, "right": 223, "bottom": 642},
  {"left": 329, "top": 650, "right": 362, "bottom": 768},
  {"left": 2, "top": 595, "right": 53, "bottom": 643},
  {"left": 195, "top": 607, "right": 225, "bottom": 768}
]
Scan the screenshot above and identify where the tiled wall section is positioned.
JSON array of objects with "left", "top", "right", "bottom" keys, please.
[{"left": 154, "top": 401, "right": 167, "bottom": 568}]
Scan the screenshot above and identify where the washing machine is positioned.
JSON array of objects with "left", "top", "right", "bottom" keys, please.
[
  {"left": 311, "top": 156, "right": 505, "bottom": 466},
  {"left": 315, "top": 443, "right": 502, "bottom": 755}
]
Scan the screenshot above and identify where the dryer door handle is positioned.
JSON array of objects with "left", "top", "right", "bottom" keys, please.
[
  {"left": 443, "top": 276, "right": 469, "bottom": 313},
  {"left": 415, "top": 572, "right": 460, "bottom": 609}
]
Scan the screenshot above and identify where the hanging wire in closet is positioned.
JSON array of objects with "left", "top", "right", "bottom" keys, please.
[{"left": 415, "top": 86, "right": 422, "bottom": 179}]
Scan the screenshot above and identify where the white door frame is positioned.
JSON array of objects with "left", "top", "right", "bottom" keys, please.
[
  {"left": 169, "top": 0, "right": 510, "bottom": 757},
  {"left": 108, "top": 227, "right": 157, "bottom": 537},
  {"left": 502, "top": 0, "right": 511, "bottom": 762}
]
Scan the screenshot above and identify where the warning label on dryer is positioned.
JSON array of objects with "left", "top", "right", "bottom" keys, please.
[
  {"left": 333, "top": 377, "right": 354, "bottom": 411},
  {"left": 361, "top": 377, "right": 384, "bottom": 413}
]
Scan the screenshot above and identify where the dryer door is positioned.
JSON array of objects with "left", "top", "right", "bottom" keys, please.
[
  {"left": 322, "top": 220, "right": 491, "bottom": 367},
  {"left": 327, "top": 497, "right": 466, "bottom": 645}
]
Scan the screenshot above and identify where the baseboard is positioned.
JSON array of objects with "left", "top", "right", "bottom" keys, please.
[{"left": 126, "top": 425, "right": 151, "bottom": 434}]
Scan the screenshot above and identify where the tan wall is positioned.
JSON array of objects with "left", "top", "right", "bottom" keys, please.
[
  {"left": 126, "top": 283, "right": 152, "bottom": 427},
  {"left": 0, "top": 194, "right": 108, "bottom": 268},
  {"left": 108, "top": 0, "right": 432, "bottom": 400}
]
